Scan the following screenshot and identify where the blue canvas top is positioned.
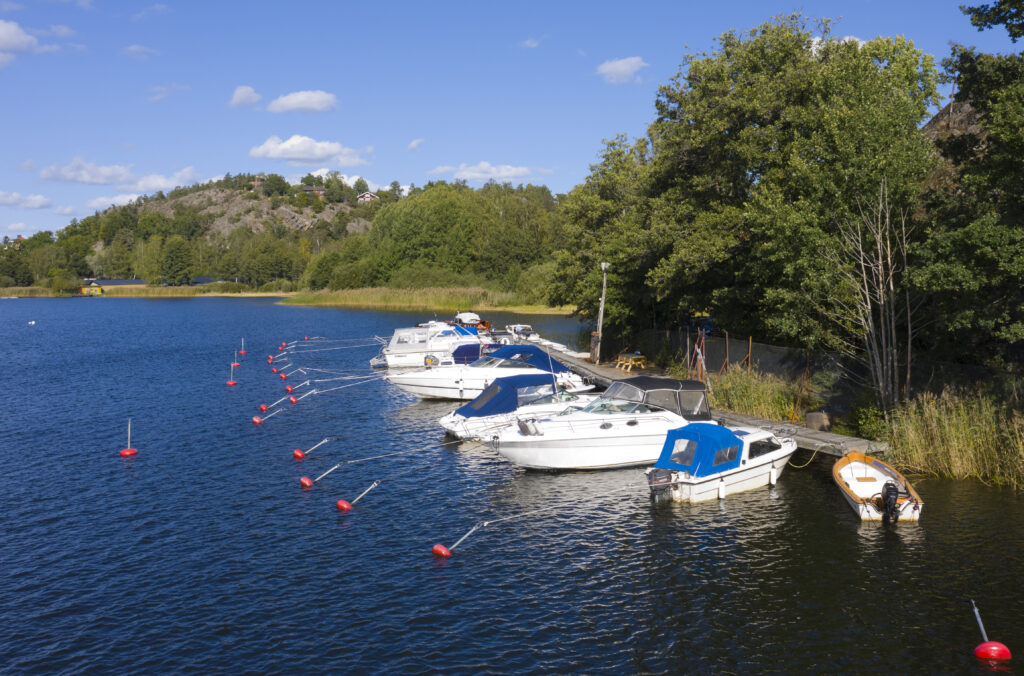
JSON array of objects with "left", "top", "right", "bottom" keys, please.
[
  {"left": 475, "top": 344, "right": 571, "bottom": 373},
  {"left": 453, "top": 374, "right": 560, "bottom": 419},
  {"left": 653, "top": 423, "right": 746, "bottom": 477}
]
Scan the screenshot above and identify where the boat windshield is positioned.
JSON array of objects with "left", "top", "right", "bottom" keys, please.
[
  {"left": 572, "top": 398, "right": 661, "bottom": 415},
  {"left": 468, "top": 356, "right": 538, "bottom": 369},
  {"left": 515, "top": 383, "right": 556, "bottom": 406},
  {"left": 525, "top": 388, "right": 581, "bottom": 407}
]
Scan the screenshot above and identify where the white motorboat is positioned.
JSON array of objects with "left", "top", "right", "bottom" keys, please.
[
  {"left": 645, "top": 423, "right": 797, "bottom": 503},
  {"left": 370, "top": 320, "right": 492, "bottom": 369},
  {"left": 832, "top": 451, "right": 923, "bottom": 522},
  {"left": 439, "top": 373, "right": 598, "bottom": 440},
  {"left": 486, "top": 376, "right": 713, "bottom": 470},
  {"left": 385, "top": 344, "right": 591, "bottom": 400}
]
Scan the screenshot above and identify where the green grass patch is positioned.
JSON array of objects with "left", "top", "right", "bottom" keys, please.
[{"left": 285, "top": 286, "right": 573, "bottom": 315}]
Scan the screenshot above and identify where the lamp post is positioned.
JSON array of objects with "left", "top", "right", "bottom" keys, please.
[{"left": 596, "top": 261, "right": 608, "bottom": 364}]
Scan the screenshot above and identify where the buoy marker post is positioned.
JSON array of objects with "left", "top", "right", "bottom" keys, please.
[
  {"left": 433, "top": 503, "right": 568, "bottom": 557},
  {"left": 226, "top": 362, "right": 237, "bottom": 386},
  {"left": 252, "top": 408, "right": 283, "bottom": 425},
  {"left": 231, "top": 351, "right": 240, "bottom": 368},
  {"left": 337, "top": 480, "right": 380, "bottom": 511},
  {"left": 239, "top": 337, "right": 246, "bottom": 355},
  {"left": 299, "top": 461, "right": 343, "bottom": 488},
  {"left": 971, "top": 599, "right": 1012, "bottom": 661},
  {"left": 119, "top": 419, "right": 138, "bottom": 457},
  {"left": 292, "top": 436, "right": 338, "bottom": 460}
]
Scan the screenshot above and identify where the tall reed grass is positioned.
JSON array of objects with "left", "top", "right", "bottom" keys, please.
[
  {"left": 887, "top": 390, "right": 1024, "bottom": 489},
  {"left": 0, "top": 286, "right": 52, "bottom": 297},
  {"left": 703, "top": 368, "right": 803, "bottom": 421},
  {"left": 285, "top": 287, "right": 572, "bottom": 314}
]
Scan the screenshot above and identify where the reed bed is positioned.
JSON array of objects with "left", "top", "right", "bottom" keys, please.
[
  {"left": 887, "top": 390, "right": 1024, "bottom": 489},
  {"left": 703, "top": 368, "right": 803, "bottom": 421},
  {"left": 0, "top": 286, "right": 53, "bottom": 297},
  {"left": 285, "top": 287, "right": 571, "bottom": 314}
]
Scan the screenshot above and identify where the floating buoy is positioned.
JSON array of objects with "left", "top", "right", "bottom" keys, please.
[
  {"left": 240, "top": 338, "right": 246, "bottom": 355},
  {"left": 272, "top": 367, "right": 278, "bottom": 373},
  {"left": 336, "top": 499, "right": 352, "bottom": 511},
  {"left": 259, "top": 404, "right": 268, "bottom": 412},
  {"left": 252, "top": 415, "right": 262, "bottom": 425},
  {"left": 278, "top": 346, "right": 283, "bottom": 351},
  {"left": 280, "top": 373, "right": 287, "bottom": 380},
  {"left": 226, "top": 362, "right": 237, "bottom": 386},
  {"left": 286, "top": 385, "right": 294, "bottom": 393},
  {"left": 231, "top": 351, "right": 240, "bottom": 368},
  {"left": 267, "top": 356, "right": 273, "bottom": 363},
  {"left": 292, "top": 448, "right": 305, "bottom": 459},
  {"left": 289, "top": 395, "right": 298, "bottom": 404},
  {"left": 432, "top": 544, "right": 452, "bottom": 558},
  {"left": 291, "top": 437, "right": 335, "bottom": 461},
  {"left": 120, "top": 419, "right": 138, "bottom": 457},
  {"left": 975, "top": 642, "right": 1012, "bottom": 661},
  {"left": 305, "top": 336, "right": 309, "bottom": 340},
  {"left": 971, "top": 600, "right": 1012, "bottom": 661},
  {"left": 300, "top": 476, "right": 314, "bottom": 489}
]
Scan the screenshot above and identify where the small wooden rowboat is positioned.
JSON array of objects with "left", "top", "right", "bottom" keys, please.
[{"left": 832, "top": 451, "right": 923, "bottom": 523}]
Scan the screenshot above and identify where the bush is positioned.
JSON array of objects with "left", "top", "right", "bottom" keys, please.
[
  {"left": 0, "top": 275, "right": 14, "bottom": 288},
  {"left": 258, "top": 279, "right": 295, "bottom": 293},
  {"left": 386, "top": 262, "right": 489, "bottom": 289}
]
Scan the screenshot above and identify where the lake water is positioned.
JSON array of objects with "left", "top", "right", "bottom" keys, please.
[{"left": 1, "top": 297, "right": 1021, "bottom": 673}]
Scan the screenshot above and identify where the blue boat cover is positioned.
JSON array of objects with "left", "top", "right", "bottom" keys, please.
[
  {"left": 453, "top": 325, "right": 478, "bottom": 336},
  {"left": 453, "top": 374, "right": 560, "bottom": 418},
  {"left": 479, "top": 344, "right": 571, "bottom": 373},
  {"left": 653, "top": 423, "right": 745, "bottom": 477}
]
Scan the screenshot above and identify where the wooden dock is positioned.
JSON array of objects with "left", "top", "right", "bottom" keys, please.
[{"left": 544, "top": 348, "right": 887, "bottom": 458}]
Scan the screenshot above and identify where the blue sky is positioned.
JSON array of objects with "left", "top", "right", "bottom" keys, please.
[{"left": 1, "top": 1, "right": 1019, "bottom": 237}]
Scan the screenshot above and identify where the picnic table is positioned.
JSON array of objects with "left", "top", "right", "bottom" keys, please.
[{"left": 614, "top": 353, "right": 648, "bottom": 371}]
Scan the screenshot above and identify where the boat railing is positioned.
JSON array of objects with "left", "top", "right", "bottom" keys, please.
[{"left": 517, "top": 413, "right": 684, "bottom": 437}]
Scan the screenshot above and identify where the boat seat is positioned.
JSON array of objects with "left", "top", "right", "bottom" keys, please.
[{"left": 855, "top": 476, "right": 877, "bottom": 482}]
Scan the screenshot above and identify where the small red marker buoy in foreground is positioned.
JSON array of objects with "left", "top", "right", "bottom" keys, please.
[
  {"left": 300, "top": 476, "right": 314, "bottom": 489},
  {"left": 226, "top": 363, "right": 238, "bottom": 386},
  {"left": 971, "top": 600, "right": 1012, "bottom": 661},
  {"left": 252, "top": 415, "right": 262, "bottom": 425},
  {"left": 271, "top": 367, "right": 278, "bottom": 373},
  {"left": 280, "top": 373, "right": 287, "bottom": 380},
  {"left": 259, "top": 404, "right": 268, "bottom": 412},
  {"left": 336, "top": 499, "right": 352, "bottom": 511},
  {"left": 286, "top": 385, "right": 294, "bottom": 393},
  {"left": 119, "top": 419, "right": 138, "bottom": 457},
  {"left": 305, "top": 336, "right": 309, "bottom": 340},
  {"left": 239, "top": 337, "right": 247, "bottom": 355},
  {"left": 289, "top": 395, "right": 298, "bottom": 404},
  {"left": 231, "top": 350, "right": 240, "bottom": 368},
  {"left": 292, "top": 448, "right": 305, "bottom": 459},
  {"left": 432, "top": 544, "right": 452, "bottom": 558}
]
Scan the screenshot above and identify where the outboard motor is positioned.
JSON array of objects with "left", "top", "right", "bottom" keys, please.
[
  {"left": 646, "top": 468, "right": 674, "bottom": 502},
  {"left": 881, "top": 481, "right": 900, "bottom": 524}
]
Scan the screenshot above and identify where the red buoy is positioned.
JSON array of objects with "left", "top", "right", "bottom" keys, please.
[
  {"left": 282, "top": 342, "right": 287, "bottom": 347},
  {"left": 239, "top": 350, "right": 247, "bottom": 355},
  {"left": 272, "top": 367, "right": 278, "bottom": 373},
  {"left": 289, "top": 395, "right": 298, "bottom": 404},
  {"left": 259, "top": 404, "right": 268, "bottom": 412},
  {"left": 252, "top": 415, "right": 262, "bottom": 425},
  {"left": 280, "top": 373, "right": 287, "bottom": 380},
  {"left": 293, "top": 448, "right": 305, "bottom": 459},
  {"left": 267, "top": 356, "right": 273, "bottom": 363},
  {"left": 304, "top": 336, "right": 309, "bottom": 340},
  {"left": 119, "top": 447, "right": 138, "bottom": 457},
  {"left": 226, "top": 380, "right": 237, "bottom": 386},
  {"left": 286, "top": 385, "right": 294, "bottom": 393},
  {"left": 432, "top": 544, "right": 452, "bottom": 558},
  {"left": 336, "top": 499, "right": 352, "bottom": 511},
  {"left": 231, "top": 361, "right": 240, "bottom": 368},
  {"left": 975, "top": 642, "right": 1012, "bottom": 661},
  {"left": 300, "top": 476, "right": 314, "bottom": 489},
  {"left": 278, "top": 346, "right": 283, "bottom": 351}
]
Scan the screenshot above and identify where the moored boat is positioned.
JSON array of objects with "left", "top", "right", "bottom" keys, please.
[
  {"left": 486, "top": 376, "right": 713, "bottom": 470},
  {"left": 439, "top": 373, "right": 597, "bottom": 440},
  {"left": 645, "top": 423, "right": 797, "bottom": 503},
  {"left": 831, "top": 451, "right": 923, "bottom": 522}
]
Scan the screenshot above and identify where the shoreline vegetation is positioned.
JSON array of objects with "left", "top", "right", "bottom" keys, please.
[{"left": 0, "top": 284, "right": 574, "bottom": 315}]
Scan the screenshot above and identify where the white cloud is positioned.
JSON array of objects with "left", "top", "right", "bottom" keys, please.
[
  {"left": 47, "top": 24, "right": 74, "bottom": 37},
  {"left": 8, "top": 222, "right": 27, "bottom": 232},
  {"left": 40, "top": 157, "right": 133, "bottom": 185},
  {"left": 122, "top": 166, "right": 196, "bottom": 192},
  {"left": 456, "top": 161, "right": 531, "bottom": 181},
  {"left": 230, "top": 85, "right": 261, "bottom": 108},
  {"left": 0, "top": 18, "right": 42, "bottom": 66},
  {"left": 427, "top": 165, "right": 456, "bottom": 175},
  {"left": 147, "top": 83, "right": 188, "bottom": 102},
  {"left": 54, "top": 205, "right": 75, "bottom": 215},
  {"left": 407, "top": 138, "right": 424, "bottom": 151},
  {"left": 597, "top": 56, "right": 649, "bottom": 84},
  {"left": 18, "top": 159, "right": 34, "bottom": 171},
  {"left": 249, "top": 134, "right": 367, "bottom": 166},
  {"left": 87, "top": 193, "right": 140, "bottom": 210},
  {"left": 266, "top": 90, "right": 336, "bottom": 113},
  {"left": 0, "top": 191, "right": 51, "bottom": 208},
  {"left": 123, "top": 43, "right": 158, "bottom": 59},
  {"left": 521, "top": 37, "right": 539, "bottom": 48},
  {"left": 132, "top": 3, "right": 167, "bottom": 21}
]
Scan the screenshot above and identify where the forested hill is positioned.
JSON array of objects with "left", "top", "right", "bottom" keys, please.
[{"left": 0, "top": 172, "right": 565, "bottom": 302}]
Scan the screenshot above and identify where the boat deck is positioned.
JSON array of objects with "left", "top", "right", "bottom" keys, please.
[{"left": 543, "top": 348, "right": 887, "bottom": 458}]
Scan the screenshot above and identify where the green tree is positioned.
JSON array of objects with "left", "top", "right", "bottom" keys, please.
[
  {"left": 161, "top": 235, "right": 193, "bottom": 285},
  {"left": 262, "top": 173, "right": 290, "bottom": 197}
]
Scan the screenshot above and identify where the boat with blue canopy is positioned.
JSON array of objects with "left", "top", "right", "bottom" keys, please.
[
  {"left": 439, "top": 373, "right": 597, "bottom": 440},
  {"left": 645, "top": 422, "right": 797, "bottom": 503},
  {"left": 385, "top": 344, "right": 591, "bottom": 400}
]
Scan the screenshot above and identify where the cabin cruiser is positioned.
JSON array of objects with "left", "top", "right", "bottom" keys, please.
[
  {"left": 486, "top": 376, "right": 712, "bottom": 470},
  {"left": 370, "top": 320, "right": 491, "bottom": 369},
  {"left": 646, "top": 423, "right": 797, "bottom": 503},
  {"left": 439, "top": 373, "right": 598, "bottom": 440},
  {"left": 385, "top": 344, "right": 591, "bottom": 400}
]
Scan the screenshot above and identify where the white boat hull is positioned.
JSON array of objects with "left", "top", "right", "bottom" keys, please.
[
  {"left": 832, "top": 451, "right": 923, "bottom": 522},
  {"left": 387, "top": 368, "right": 588, "bottom": 401},
  {"left": 488, "top": 414, "right": 688, "bottom": 470},
  {"left": 439, "top": 397, "right": 595, "bottom": 440}
]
